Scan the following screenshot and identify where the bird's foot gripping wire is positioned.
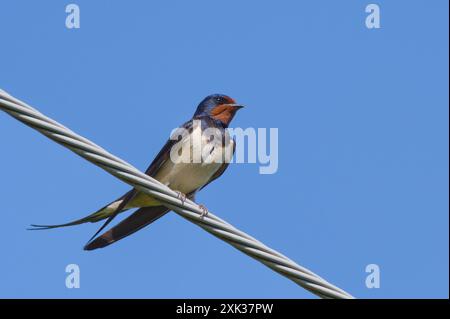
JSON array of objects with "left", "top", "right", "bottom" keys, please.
[
  {"left": 176, "top": 191, "right": 187, "bottom": 205},
  {"left": 199, "top": 204, "right": 209, "bottom": 218}
]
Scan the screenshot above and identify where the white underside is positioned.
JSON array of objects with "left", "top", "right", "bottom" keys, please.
[{"left": 115, "top": 125, "right": 234, "bottom": 210}]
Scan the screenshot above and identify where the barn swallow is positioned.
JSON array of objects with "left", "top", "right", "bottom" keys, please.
[{"left": 30, "top": 94, "right": 244, "bottom": 250}]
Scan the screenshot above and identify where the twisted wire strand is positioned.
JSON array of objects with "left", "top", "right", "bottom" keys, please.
[{"left": 0, "top": 89, "right": 354, "bottom": 299}]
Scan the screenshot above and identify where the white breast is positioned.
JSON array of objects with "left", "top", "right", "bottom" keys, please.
[{"left": 154, "top": 125, "right": 234, "bottom": 194}]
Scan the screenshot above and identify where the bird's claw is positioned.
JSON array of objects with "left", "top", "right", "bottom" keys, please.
[
  {"left": 199, "top": 204, "right": 209, "bottom": 218},
  {"left": 176, "top": 191, "right": 187, "bottom": 205}
]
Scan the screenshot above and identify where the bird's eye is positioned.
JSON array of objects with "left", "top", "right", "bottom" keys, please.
[{"left": 215, "top": 97, "right": 222, "bottom": 103}]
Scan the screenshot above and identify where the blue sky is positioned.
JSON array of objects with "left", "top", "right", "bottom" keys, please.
[{"left": 0, "top": 0, "right": 448, "bottom": 298}]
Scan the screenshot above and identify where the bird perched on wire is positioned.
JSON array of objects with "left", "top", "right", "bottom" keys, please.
[{"left": 30, "top": 94, "right": 244, "bottom": 250}]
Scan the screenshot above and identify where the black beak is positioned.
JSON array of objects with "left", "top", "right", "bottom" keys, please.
[{"left": 228, "top": 104, "right": 244, "bottom": 110}]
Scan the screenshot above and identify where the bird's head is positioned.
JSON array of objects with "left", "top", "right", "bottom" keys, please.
[{"left": 193, "top": 94, "right": 244, "bottom": 127}]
